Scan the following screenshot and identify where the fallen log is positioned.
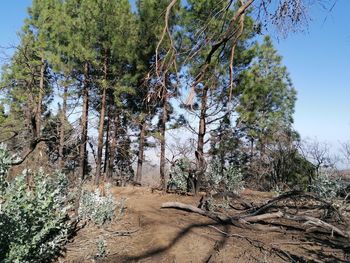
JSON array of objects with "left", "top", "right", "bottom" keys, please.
[
  {"left": 284, "top": 214, "right": 350, "bottom": 239},
  {"left": 243, "top": 211, "right": 283, "bottom": 223},
  {"left": 161, "top": 202, "right": 231, "bottom": 222},
  {"left": 162, "top": 202, "right": 283, "bottom": 224},
  {"left": 161, "top": 201, "right": 350, "bottom": 241}
]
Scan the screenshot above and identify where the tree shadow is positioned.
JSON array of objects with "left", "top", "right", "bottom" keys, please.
[{"left": 107, "top": 221, "right": 230, "bottom": 263}]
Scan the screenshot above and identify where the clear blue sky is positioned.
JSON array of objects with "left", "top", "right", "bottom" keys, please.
[
  {"left": 273, "top": 0, "right": 350, "bottom": 148},
  {"left": 0, "top": 0, "right": 349, "bottom": 148}
]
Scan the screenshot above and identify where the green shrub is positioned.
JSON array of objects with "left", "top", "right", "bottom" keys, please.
[
  {"left": 206, "top": 159, "right": 244, "bottom": 194},
  {"left": 168, "top": 158, "right": 192, "bottom": 191},
  {"left": 0, "top": 144, "right": 12, "bottom": 192},
  {"left": 95, "top": 238, "right": 107, "bottom": 259},
  {"left": 309, "top": 170, "right": 346, "bottom": 200},
  {"left": 0, "top": 149, "right": 71, "bottom": 263},
  {"left": 78, "top": 185, "right": 121, "bottom": 225}
]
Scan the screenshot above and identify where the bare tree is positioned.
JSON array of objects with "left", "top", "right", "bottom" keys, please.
[
  {"left": 341, "top": 141, "right": 350, "bottom": 167},
  {"left": 300, "top": 138, "right": 336, "bottom": 175}
]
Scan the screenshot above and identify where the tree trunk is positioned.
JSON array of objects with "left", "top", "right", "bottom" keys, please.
[
  {"left": 135, "top": 120, "right": 145, "bottom": 184},
  {"left": 196, "top": 86, "right": 209, "bottom": 193},
  {"left": 26, "top": 79, "right": 35, "bottom": 141},
  {"left": 95, "top": 87, "right": 107, "bottom": 185},
  {"left": 103, "top": 116, "right": 110, "bottom": 175},
  {"left": 95, "top": 51, "right": 109, "bottom": 185},
  {"left": 159, "top": 99, "right": 167, "bottom": 190},
  {"left": 79, "top": 63, "right": 89, "bottom": 181},
  {"left": 58, "top": 84, "right": 68, "bottom": 169},
  {"left": 106, "top": 114, "right": 118, "bottom": 180},
  {"left": 35, "top": 56, "right": 45, "bottom": 138}
]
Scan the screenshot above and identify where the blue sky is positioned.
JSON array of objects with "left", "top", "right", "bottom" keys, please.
[
  {"left": 0, "top": 0, "right": 349, "bottom": 148},
  {"left": 273, "top": 0, "right": 350, "bottom": 147}
]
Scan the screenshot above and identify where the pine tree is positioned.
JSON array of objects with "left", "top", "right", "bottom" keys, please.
[
  {"left": 180, "top": 0, "right": 257, "bottom": 193},
  {"left": 0, "top": 23, "right": 52, "bottom": 155},
  {"left": 236, "top": 36, "right": 297, "bottom": 153},
  {"left": 79, "top": 0, "right": 135, "bottom": 185},
  {"left": 59, "top": 0, "right": 103, "bottom": 181},
  {"left": 131, "top": 0, "right": 174, "bottom": 184}
]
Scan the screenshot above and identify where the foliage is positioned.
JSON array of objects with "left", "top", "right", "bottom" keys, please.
[
  {"left": 168, "top": 158, "right": 193, "bottom": 191},
  {"left": 0, "top": 0, "right": 332, "bottom": 199},
  {"left": 0, "top": 145, "right": 12, "bottom": 191},
  {"left": 0, "top": 146, "right": 71, "bottom": 263},
  {"left": 237, "top": 36, "right": 296, "bottom": 134},
  {"left": 78, "top": 185, "right": 122, "bottom": 225},
  {"left": 309, "top": 170, "right": 346, "bottom": 200},
  {"left": 42, "top": 113, "right": 80, "bottom": 172},
  {"left": 95, "top": 238, "right": 107, "bottom": 259},
  {"left": 206, "top": 159, "right": 244, "bottom": 194},
  {"left": 204, "top": 196, "right": 231, "bottom": 212},
  {"left": 265, "top": 131, "right": 315, "bottom": 190},
  {"left": 208, "top": 36, "right": 298, "bottom": 192}
]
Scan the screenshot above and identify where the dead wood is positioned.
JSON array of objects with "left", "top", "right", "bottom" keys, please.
[
  {"left": 243, "top": 211, "right": 283, "bottom": 222},
  {"left": 161, "top": 191, "right": 350, "bottom": 248},
  {"left": 162, "top": 202, "right": 284, "bottom": 226},
  {"left": 283, "top": 213, "right": 350, "bottom": 239},
  {"left": 161, "top": 202, "right": 231, "bottom": 223},
  {"left": 247, "top": 190, "right": 346, "bottom": 223}
]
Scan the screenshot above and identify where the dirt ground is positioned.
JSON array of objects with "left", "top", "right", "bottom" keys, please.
[{"left": 60, "top": 187, "right": 349, "bottom": 263}]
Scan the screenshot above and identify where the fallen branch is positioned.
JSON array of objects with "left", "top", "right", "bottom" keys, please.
[
  {"left": 284, "top": 214, "right": 350, "bottom": 239},
  {"left": 161, "top": 202, "right": 231, "bottom": 223},
  {"left": 162, "top": 202, "right": 282, "bottom": 225},
  {"left": 161, "top": 200, "right": 350, "bottom": 241},
  {"left": 243, "top": 211, "right": 283, "bottom": 223}
]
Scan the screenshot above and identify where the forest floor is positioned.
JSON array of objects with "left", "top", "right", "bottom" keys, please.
[{"left": 60, "top": 187, "right": 349, "bottom": 263}]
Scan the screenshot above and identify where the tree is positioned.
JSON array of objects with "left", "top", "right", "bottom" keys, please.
[
  {"left": 81, "top": 0, "right": 135, "bottom": 185},
  {"left": 180, "top": 0, "right": 257, "bottom": 193},
  {"left": 58, "top": 0, "right": 103, "bottom": 182},
  {"left": 236, "top": 36, "right": 296, "bottom": 157},
  {"left": 301, "top": 138, "right": 335, "bottom": 175},
  {"left": 0, "top": 21, "right": 52, "bottom": 163},
  {"left": 131, "top": 0, "right": 175, "bottom": 184}
]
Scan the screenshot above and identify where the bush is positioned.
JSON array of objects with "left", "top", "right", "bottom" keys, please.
[
  {"left": 0, "top": 144, "right": 12, "bottom": 192},
  {"left": 78, "top": 185, "right": 122, "bottom": 225},
  {"left": 206, "top": 159, "right": 244, "bottom": 194},
  {"left": 168, "top": 158, "right": 193, "bottom": 191},
  {"left": 0, "top": 146, "right": 71, "bottom": 263},
  {"left": 95, "top": 238, "right": 107, "bottom": 259},
  {"left": 309, "top": 170, "right": 346, "bottom": 200}
]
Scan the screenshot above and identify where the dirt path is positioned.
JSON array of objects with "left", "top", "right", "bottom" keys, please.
[
  {"left": 62, "top": 187, "right": 348, "bottom": 263},
  {"left": 107, "top": 187, "right": 225, "bottom": 262}
]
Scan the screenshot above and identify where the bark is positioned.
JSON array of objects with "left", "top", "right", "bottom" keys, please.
[
  {"left": 161, "top": 202, "right": 231, "bottom": 223},
  {"left": 58, "top": 84, "right": 68, "bottom": 169},
  {"left": 103, "top": 116, "right": 110, "bottom": 174},
  {"left": 75, "top": 63, "right": 90, "bottom": 216},
  {"left": 195, "top": 86, "right": 209, "bottom": 193},
  {"left": 20, "top": 78, "right": 37, "bottom": 163},
  {"left": 106, "top": 115, "right": 118, "bottom": 179},
  {"left": 135, "top": 120, "right": 146, "bottom": 184},
  {"left": 25, "top": 80, "right": 35, "bottom": 142},
  {"left": 161, "top": 201, "right": 349, "bottom": 239},
  {"left": 159, "top": 99, "right": 167, "bottom": 190},
  {"left": 35, "top": 56, "right": 45, "bottom": 138},
  {"left": 95, "top": 51, "right": 109, "bottom": 185},
  {"left": 95, "top": 87, "right": 106, "bottom": 184},
  {"left": 79, "top": 63, "right": 89, "bottom": 182}
]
